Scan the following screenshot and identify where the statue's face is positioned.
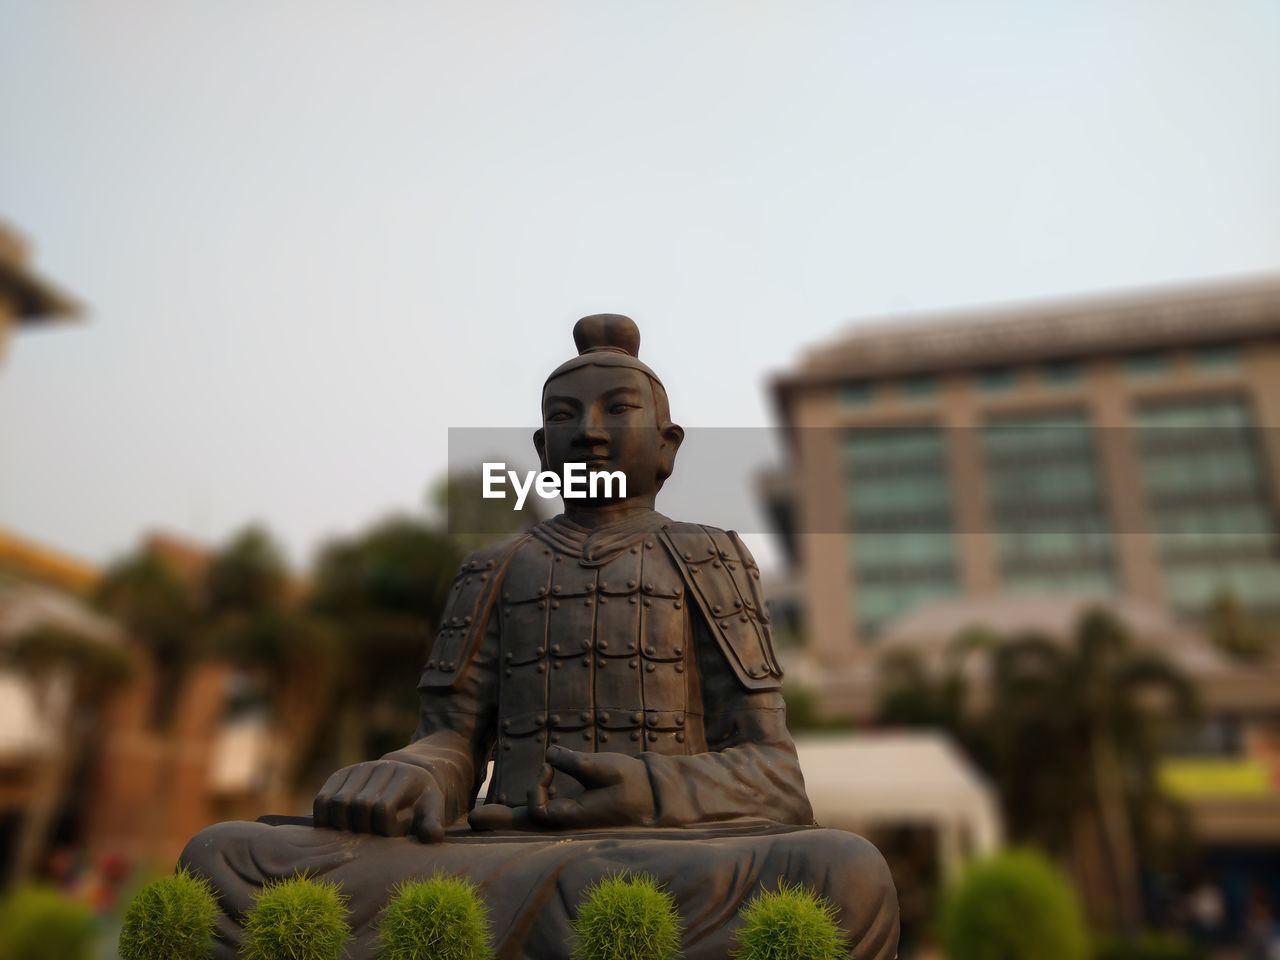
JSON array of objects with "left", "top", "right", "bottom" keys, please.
[{"left": 536, "top": 364, "right": 680, "bottom": 503}]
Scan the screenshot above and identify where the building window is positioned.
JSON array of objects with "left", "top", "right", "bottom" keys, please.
[
  {"left": 1124, "top": 350, "right": 1168, "bottom": 380},
  {"left": 899, "top": 374, "right": 937, "bottom": 401},
  {"left": 840, "top": 381, "right": 875, "bottom": 406},
  {"left": 981, "top": 408, "right": 1116, "bottom": 596},
  {"left": 1193, "top": 344, "right": 1241, "bottom": 372},
  {"left": 844, "top": 426, "right": 959, "bottom": 637},
  {"left": 1136, "top": 394, "right": 1280, "bottom": 616},
  {"left": 976, "top": 367, "right": 1014, "bottom": 393},
  {"left": 1041, "top": 359, "right": 1084, "bottom": 387}
]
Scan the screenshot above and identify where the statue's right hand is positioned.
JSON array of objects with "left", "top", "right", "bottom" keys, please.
[{"left": 312, "top": 760, "right": 449, "bottom": 843}]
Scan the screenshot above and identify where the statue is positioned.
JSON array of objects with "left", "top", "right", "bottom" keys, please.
[{"left": 180, "top": 315, "right": 899, "bottom": 959}]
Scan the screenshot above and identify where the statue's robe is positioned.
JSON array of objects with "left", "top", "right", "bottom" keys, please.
[{"left": 180, "top": 512, "right": 899, "bottom": 960}]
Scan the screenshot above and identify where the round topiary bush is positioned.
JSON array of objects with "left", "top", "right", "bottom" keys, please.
[
  {"left": 731, "top": 882, "right": 846, "bottom": 960},
  {"left": 376, "top": 873, "right": 492, "bottom": 960},
  {"left": 118, "top": 865, "right": 219, "bottom": 960},
  {"left": 571, "top": 873, "right": 681, "bottom": 960},
  {"left": 0, "top": 885, "right": 97, "bottom": 960},
  {"left": 940, "top": 849, "right": 1089, "bottom": 960},
  {"left": 240, "top": 875, "right": 351, "bottom": 960}
]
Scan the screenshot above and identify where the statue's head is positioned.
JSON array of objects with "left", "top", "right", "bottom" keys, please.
[{"left": 534, "top": 315, "right": 684, "bottom": 505}]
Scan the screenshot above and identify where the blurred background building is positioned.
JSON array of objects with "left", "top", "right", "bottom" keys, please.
[{"left": 768, "top": 275, "right": 1280, "bottom": 944}]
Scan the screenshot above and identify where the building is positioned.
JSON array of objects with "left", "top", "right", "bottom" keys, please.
[
  {"left": 0, "top": 221, "right": 79, "bottom": 363},
  {"left": 770, "top": 276, "right": 1280, "bottom": 925}
]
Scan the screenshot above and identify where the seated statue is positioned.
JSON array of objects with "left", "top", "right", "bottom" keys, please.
[{"left": 180, "top": 315, "right": 899, "bottom": 960}]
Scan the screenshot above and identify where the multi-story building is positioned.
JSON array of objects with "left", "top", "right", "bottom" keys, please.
[{"left": 769, "top": 276, "right": 1280, "bottom": 926}]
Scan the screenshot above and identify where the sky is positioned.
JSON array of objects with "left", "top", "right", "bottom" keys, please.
[{"left": 2, "top": 1, "right": 1278, "bottom": 572}]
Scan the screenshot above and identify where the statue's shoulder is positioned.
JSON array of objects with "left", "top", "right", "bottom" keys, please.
[
  {"left": 420, "top": 533, "right": 531, "bottom": 689},
  {"left": 657, "top": 522, "right": 783, "bottom": 691}
]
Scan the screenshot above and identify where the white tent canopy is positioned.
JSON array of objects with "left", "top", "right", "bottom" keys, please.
[{"left": 795, "top": 732, "right": 1003, "bottom": 879}]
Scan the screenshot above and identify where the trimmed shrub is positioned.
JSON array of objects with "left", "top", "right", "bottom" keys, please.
[
  {"left": 377, "top": 873, "right": 492, "bottom": 960},
  {"left": 940, "top": 849, "right": 1089, "bottom": 960},
  {"left": 241, "top": 875, "right": 350, "bottom": 960},
  {"left": 731, "top": 882, "right": 846, "bottom": 960},
  {"left": 0, "top": 885, "right": 96, "bottom": 960},
  {"left": 118, "top": 865, "right": 219, "bottom": 960},
  {"left": 572, "top": 873, "right": 681, "bottom": 960}
]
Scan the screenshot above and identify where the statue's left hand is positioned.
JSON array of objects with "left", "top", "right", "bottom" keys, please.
[{"left": 529, "top": 746, "right": 657, "bottom": 829}]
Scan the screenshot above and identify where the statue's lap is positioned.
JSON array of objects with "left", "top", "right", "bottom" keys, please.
[{"left": 180, "top": 818, "right": 899, "bottom": 960}]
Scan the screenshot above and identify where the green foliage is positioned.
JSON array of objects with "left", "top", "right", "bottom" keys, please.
[
  {"left": 731, "top": 882, "right": 846, "bottom": 960},
  {"left": 376, "top": 873, "right": 492, "bottom": 960},
  {"left": 940, "top": 850, "right": 1089, "bottom": 960},
  {"left": 118, "top": 866, "right": 219, "bottom": 960},
  {"left": 1094, "top": 933, "right": 1204, "bottom": 960},
  {"left": 1206, "top": 589, "right": 1270, "bottom": 661},
  {"left": 241, "top": 876, "right": 350, "bottom": 960},
  {"left": 0, "top": 885, "right": 96, "bottom": 960},
  {"left": 6, "top": 624, "right": 132, "bottom": 702},
  {"left": 572, "top": 873, "right": 681, "bottom": 960},
  {"left": 430, "top": 471, "right": 545, "bottom": 551},
  {"left": 205, "top": 525, "right": 289, "bottom": 616}
]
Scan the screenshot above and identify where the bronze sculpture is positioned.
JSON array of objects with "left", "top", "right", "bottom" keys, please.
[{"left": 180, "top": 315, "right": 899, "bottom": 959}]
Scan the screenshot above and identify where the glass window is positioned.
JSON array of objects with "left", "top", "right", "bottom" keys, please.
[
  {"left": 840, "top": 381, "right": 875, "bottom": 406},
  {"left": 1193, "top": 344, "right": 1241, "bottom": 371},
  {"left": 977, "top": 367, "right": 1014, "bottom": 393},
  {"left": 1042, "top": 359, "right": 1084, "bottom": 386},
  {"left": 899, "top": 375, "right": 937, "bottom": 401},
  {"left": 1124, "top": 351, "right": 1168, "bottom": 380}
]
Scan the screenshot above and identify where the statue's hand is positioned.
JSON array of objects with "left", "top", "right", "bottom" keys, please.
[
  {"left": 312, "top": 760, "right": 450, "bottom": 843},
  {"left": 528, "top": 746, "right": 657, "bottom": 829}
]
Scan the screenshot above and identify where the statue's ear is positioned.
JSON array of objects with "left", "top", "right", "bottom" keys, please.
[
  {"left": 533, "top": 428, "right": 549, "bottom": 472},
  {"left": 657, "top": 422, "right": 684, "bottom": 483}
]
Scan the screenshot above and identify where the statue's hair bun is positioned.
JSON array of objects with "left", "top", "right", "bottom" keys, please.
[{"left": 573, "top": 314, "right": 641, "bottom": 358}]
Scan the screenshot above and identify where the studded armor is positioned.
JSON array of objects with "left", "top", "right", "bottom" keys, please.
[{"left": 416, "top": 511, "right": 798, "bottom": 815}]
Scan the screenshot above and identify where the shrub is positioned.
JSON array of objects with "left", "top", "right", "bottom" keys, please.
[
  {"left": 118, "top": 865, "right": 219, "bottom": 960},
  {"left": 0, "top": 885, "right": 96, "bottom": 960},
  {"left": 572, "top": 873, "right": 681, "bottom": 960},
  {"left": 731, "top": 882, "right": 846, "bottom": 960},
  {"left": 377, "top": 873, "right": 492, "bottom": 960},
  {"left": 940, "top": 849, "right": 1089, "bottom": 960},
  {"left": 241, "top": 875, "right": 350, "bottom": 960}
]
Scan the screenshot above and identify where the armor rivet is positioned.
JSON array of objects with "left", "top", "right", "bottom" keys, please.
[
  {"left": 552, "top": 662, "right": 561, "bottom": 670},
  {"left": 582, "top": 658, "right": 591, "bottom": 668},
  {"left": 758, "top": 663, "right": 768, "bottom": 673},
  {"left": 648, "top": 731, "right": 658, "bottom": 742},
  {"left": 726, "top": 564, "right": 735, "bottom": 571},
  {"left": 690, "top": 567, "right": 699, "bottom": 575},
  {"left": 630, "top": 547, "right": 638, "bottom": 554},
  {"left": 464, "top": 615, "right": 473, "bottom": 624},
  {"left": 583, "top": 599, "right": 592, "bottom": 606},
  {"left": 645, "top": 541, "right": 654, "bottom": 549},
  {"left": 720, "top": 621, "right": 729, "bottom": 629},
  {"left": 464, "top": 577, "right": 471, "bottom": 585},
  {"left": 600, "top": 582, "right": 607, "bottom": 590},
  {"left": 713, "top": 605, "right": 722, "bottom": 614},
  {"left": 646, "top": 663, "right": 656, "bottom": 673},
  {"left": 543, "top": 549, "right": 551, "bottom": 555},
  {"left": 582, "top": 638, "right": 592, "bottom": 649},
  {"left": 535, "top": 733, "right": 544, "bottom": 743},
  {"left": 629, "top": 597, "right": 638, "bottom": 605},
  {"left": 631, "top": 712, "right": 643, "bottom": 723},
  {"left": 631, "top": 731, "right": 641, "bottom": 741},
  {"left": 674, "top": 601, "right": 682, "bottom": 610},
  {"left": 585, "top": 583, "right": 594, "bottom": 592},
  {"left": 675, "top": 663, "right": 685, "bottom": 673},
  {"left": 505, "top": 669, "right": 513, "bottom": 677},
  {"left": 553, "top": 585, "right": 562, "bottom": 594},
  {"left": 550, "top": 643, "right": 560, "bottom": 654},
  {"left": 675, "top": 714, "right": 685, "bottom": 725},
  {"left": 481, "top": 574, "right": 488, "bottom": 582},
  {"left": 555, "top": 555, "right": 562, "bottom": 563},
  {"left": 551, "top": 733, "right": 561, "bottom": 743},
  {"left": 598, "top": 658, "right": 606, "bottom": 668},
  {"left": 683, "top": 552, "right": 692, "bottom": 560},
  {"left": 537, "top": 663, "right": 547, "bottom": 673},
  {"left": 627, "top": 579, "right": 637, "bottom": 588},
  {"left": 505, "top": 652, "right": 513, "bottom": 661},
  {"left": 538, "top": 601, "right": 547, "bottom": 610},
  {"left": 599, "top": 712, "right": 610, "bottom": 723},
  {"left": 503, "top": 742, "right": 512, "bottom": 751},
  {"left": 600, "top": 733, "right": 610, "bottom": 743},
  {"left": 487, "top": 559, "right": 495, "bottom": 568},
  {"left": 537, "top": 716, "right": 547, "bottom": 726},
  {"left": 647, "top": 714, "right": 658, "bottom": 726},
  {"left": 583, "top": 731, "right": 592, "bottom": 741},
  {"left": 551, "top": 714, "right": 560, "bottom": 724},
  {"left": 644, "top": 599, "right": 652, "bottom": 607},
  {"left": 598, "top": 639, "right": 608, "bottom": 650},
  {"left": 580, "top": 711, "right": 591, "bottom": 722},
  {"left": 673, "top": 646, "right": 683, "bottom": 655},
  {"left": 629, "top": 660, "right": 638, "bottom": 669},
  {"left": 536, "top": 646, "right": 545, "bottom": 656},
  {"left": 712, "top": 561, "right": 721, "bottom": 568},
  {"left": 599, "top": 597, "right": 607, "bottom": 605},
  {"left": 644, "top": 645, "right": 655, "bottom": 655},
  {"left": 676, "top": 732, "right": 685, "bottom": 743},
  {"left": 503, "top": 720, "right": 511, "bottom": 730},
  {"left": 740, "top": 615, "right": 748, "bottom": 623},
  {"left": 644, "top": 583, "right": 653, "bottom": 592},
  {"left": 498, "top": 794, "right": 507, "bottom": 803},
  {"left": 552, "top": 601, "right": 560, "bottom": 609}
]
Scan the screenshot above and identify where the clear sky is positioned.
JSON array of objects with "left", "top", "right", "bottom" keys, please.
[{"left": 2, "top": 1, "right": 1278, "bottom": 570}]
